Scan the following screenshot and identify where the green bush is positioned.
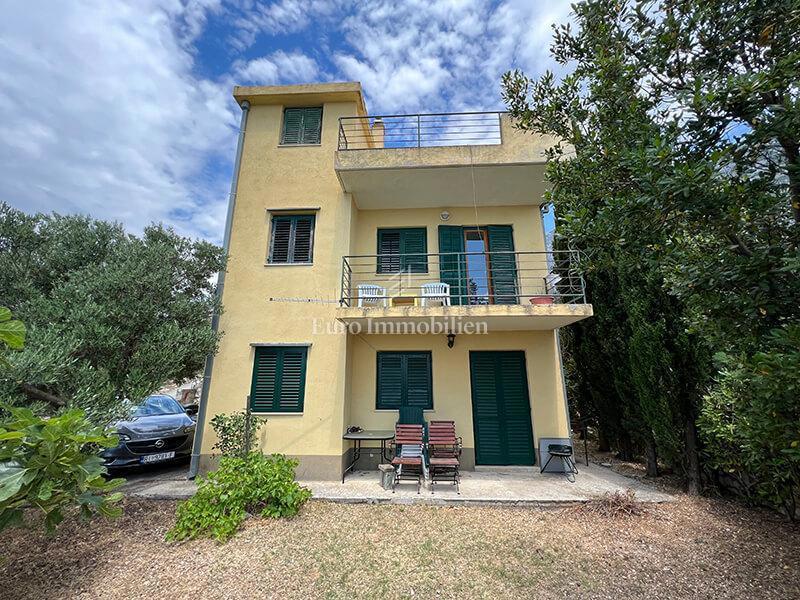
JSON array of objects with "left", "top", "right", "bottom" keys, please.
[
  {"left": 699, "top": 326, "right": 800, "bottom": 518},
  {"left": 209, "top": 410, "right": 266, "bottom": 457},
  {"left": 166, "top": 453, "right": 311, "bottom": 543},
  {"left": 0, "top": 405, "right": 125, "bottom": 532}
]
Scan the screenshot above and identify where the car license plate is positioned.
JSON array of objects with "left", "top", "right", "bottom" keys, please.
[{"left": 141, "top": 451, "right": 175, "bottom": 464}]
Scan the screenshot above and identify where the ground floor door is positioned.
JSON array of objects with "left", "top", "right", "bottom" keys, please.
[{"left": 469, "top": 351, "right": 535, "bottom": 465}]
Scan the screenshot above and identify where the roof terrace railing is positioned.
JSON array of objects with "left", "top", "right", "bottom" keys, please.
[{"left": 337, "top": 111, "right": 504, "bottom": 151}]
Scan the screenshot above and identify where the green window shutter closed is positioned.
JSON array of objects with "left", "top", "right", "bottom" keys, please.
[
  {"left": 376, "top": 353, "right": 403, "bottom": 409},
  {"left": 437, "top": 225, "right": 466, "bottom": 305},
  {"left": 487, "top": 225, "right": 518, "bottom": 305},
  {"left": 250, "top": 346, "right": 308, "bottom": 413},
  {"left": 281, "top": 107, "right": 322, "bottom": 145},
  {"left": 469, "top": 351, "right": 534, "bottom": 466},
  {"left": 269, "top": 215, "right": 315, "bottom": 263},
  {"left": 377, "top": 228, "right": 427, "bottom": 273},
  {"left": 300, "top": 107, "right": 322, "bottom": 144},
  {"left": 377, "top": 230, "right": 401, "bottom": 273},
  {"left": 376, "top": 352, "right": 432, "bottom": 410}
]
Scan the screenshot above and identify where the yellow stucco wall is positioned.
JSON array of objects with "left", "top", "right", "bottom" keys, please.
[
  {"left": 201, "top": 84, "right": 575, "bottom": 478},
  {"left": 349, "top": 205, "right": 550, "bottom": 298},
  {"left": 202, "top": 99, "right": 359, "bottom": 466},
  {"left": 346, "top": 331, "right": 570, "bottom": 462}
]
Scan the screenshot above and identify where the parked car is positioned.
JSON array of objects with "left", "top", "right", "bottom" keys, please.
[{"left": 100, "top": 395, "right": 196, "bottom": 470}]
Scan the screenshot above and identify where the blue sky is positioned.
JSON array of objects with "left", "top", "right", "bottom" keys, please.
[{"left": 1, "top": 0, "right": 570, "bottom": 243}]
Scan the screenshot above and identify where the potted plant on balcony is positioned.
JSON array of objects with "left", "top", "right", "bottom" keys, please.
[{"left": 530, "top": 295, "right": 554, "bottom": 305}]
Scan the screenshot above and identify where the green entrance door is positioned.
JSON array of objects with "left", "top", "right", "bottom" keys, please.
[{"left": 469, "top": 351, "right": 535, "bottom": 465}]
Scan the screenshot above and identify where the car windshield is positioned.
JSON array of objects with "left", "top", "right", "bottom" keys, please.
[{"left": 132, "top": 396, "right": 184, "bottom": 417}]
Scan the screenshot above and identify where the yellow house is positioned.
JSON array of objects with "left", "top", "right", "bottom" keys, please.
[{"left": 190, "top": 82, "right": 593, "bottom": 480}]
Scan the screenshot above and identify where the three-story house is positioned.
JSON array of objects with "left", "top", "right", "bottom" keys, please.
[{"left": 192, "top": 82, "right": 593, "bottom": 479}]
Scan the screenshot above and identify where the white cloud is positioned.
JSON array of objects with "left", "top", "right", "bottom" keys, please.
[
  {"left": 0, "top": 0, "right": 575, "bottom": 243},
  {"left": 235, "top": 50, "right": 321, "bottom": 85},
  {"left": 327, "top": 0, "right": 573, "bottom": 114},
  {"left": 0, "top": 0, "right": 237, "bottom": 242}
]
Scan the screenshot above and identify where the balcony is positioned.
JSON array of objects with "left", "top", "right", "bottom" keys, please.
[
  {"left": 334, "top": 111, "right": 556, "bottom": 209},
  {"left": 336, "top": 250, "right": 593, "bottom": 332}
]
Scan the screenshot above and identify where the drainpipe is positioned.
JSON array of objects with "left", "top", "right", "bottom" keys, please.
[{"left": 188, "top": 99, "right": 251, "bottom": 479}]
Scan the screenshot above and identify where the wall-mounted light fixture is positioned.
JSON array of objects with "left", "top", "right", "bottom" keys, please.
[
  {"left": 446, "top": 333, "right": 456, "bottom": 348},
  {"left": 440, "top": 210, "right": 450, "bottom": 221}
]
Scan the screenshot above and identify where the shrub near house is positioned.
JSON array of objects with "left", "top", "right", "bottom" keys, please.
[{"left": 167, "top": 412, "right": 311, "bottom": 542}]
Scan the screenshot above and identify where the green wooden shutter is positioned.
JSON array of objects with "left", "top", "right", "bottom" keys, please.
[
  {"left": 469, "top": 352, "right": 503, "bottom": 464},
  {"left": 291, "top": 215, "right": 315, "bottom": 263},
  {"left": 269, "top": 217, "right": 292, "bottom": 263},
  {"left": 250, "top": 346, "right": 308, "bottom": 413},
  {"left": 281, "top": 107, "right": 322, "bottom": 145},
  {"left": 438, "top": 225, "right": 466, "bottom": 305},
  {"left": 497, "top": 352, "right": 534, "bottom": 464},
  {"left": 300, "top": 107, "right": 322, "bottom": 144},
  {"left": 377, "top": 228, "right": 427, "bottom": 273},
  {"left": 376, "top": 352, "right": 432, "bottom": 410},
  {"left": 469, "top": 351, "right": 534, "bottom": 465},
  {"left": 487, "top": 225, "right": 518, "bottom": 305},
  {"left": 281, "top": 108, "right": 304, "bottom": 144},
  {"left": 400, "top": 228, "right": 428, "bottom": 273},
  {"left": 376, "top": 353, "right": 403, "bottom": 409},
  {"left": 377, "top": 230, "right": 401, "bottom": 273},
  {"left": 404, "top": 352, "right": 432, "bottom": 408},
  {"left": 269, "top": 215, "right": 315, "bottom": 263},
  {"left": 276, "top": 347, "right": 307, "bottom": 412},
  {"left": 250, "top": 349, "right": 278, "bottom": 413}
]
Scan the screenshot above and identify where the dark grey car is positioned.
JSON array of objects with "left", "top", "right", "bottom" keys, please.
[{"left": 100, "top": 395, "right": 196, "bottom": 470}]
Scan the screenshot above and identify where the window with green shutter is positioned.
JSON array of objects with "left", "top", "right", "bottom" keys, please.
[
  {"left": 249, "top": 346, "right": 308, "bottom": 413},
  {"left": 377, "top": 228, "right": 428, "bottom": 273},
  {"left": 376, "top": 351, "right": 432, "bottom": 410},
  {"left": 280, "top": 107, "right": 323, "bottom": 145},
  {"left": 269, "top": 214, "right": 315, "bottom": 264}
]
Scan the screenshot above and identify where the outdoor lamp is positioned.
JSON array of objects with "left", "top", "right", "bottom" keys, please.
[{"left": 447, "top": 333, "right": 456, "bottom": 348}]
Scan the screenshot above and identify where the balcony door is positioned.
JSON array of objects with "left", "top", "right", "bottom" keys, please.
[
  {"left": 464, "top": 228, "right": 492, "bottom": 305},
  {"left": 438, "top": 225, "right": 518, "bottom": 305}
]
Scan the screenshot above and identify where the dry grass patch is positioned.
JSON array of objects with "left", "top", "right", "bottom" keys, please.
[{"left": 0, "top": 496, "right": 798, "bottom": 599}]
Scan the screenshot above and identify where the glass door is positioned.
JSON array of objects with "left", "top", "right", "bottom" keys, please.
[{"left": 463, "top": 228, "right": 492, "bottom": 305}]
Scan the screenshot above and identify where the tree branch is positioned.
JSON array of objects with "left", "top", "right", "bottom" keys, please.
[{"left": 20, "top": 383, "right": 66, "bottom": 408}]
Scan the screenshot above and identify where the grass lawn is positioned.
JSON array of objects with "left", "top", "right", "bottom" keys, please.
[{"left": 1, "top": 496, "right": 798, "bottom": 599}]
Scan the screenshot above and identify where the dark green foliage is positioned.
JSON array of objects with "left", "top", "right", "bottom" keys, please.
[
  {"left": 210, "top": 410, "right": 267, "bottom": 457},
  {"left": 0, "top": 203, "right": 225, "bottom": 423},
  {"left": 699, "top": 327, "right": 800, "bottom": 517},
  {"left": 0, "top": 405, "right": 125, "bottom": 532},
  {"left": 503, "top": 0, "right": 799, "bottom": 509},
  {"left": 166, "top": 453, "right": 311, "bottom": 543}
]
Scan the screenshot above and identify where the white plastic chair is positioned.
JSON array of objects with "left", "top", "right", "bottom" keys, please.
[
  {"left": 357, "top": 284, "right": 388, "bottom": 307},
  {"left": 420, "top": 282, "right": 451, "bottom": 307}
]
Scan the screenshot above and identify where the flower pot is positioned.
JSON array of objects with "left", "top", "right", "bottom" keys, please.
[{"left": 530, "top": 295, "right": 554, "bottom": 305}]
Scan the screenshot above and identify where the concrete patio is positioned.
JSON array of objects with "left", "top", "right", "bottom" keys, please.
[
  {"left": 304, "top": 464, "right": 672, "bottom": 506},
  {"left": 123, "top": 462, "right": 673, "bottom": 505}
]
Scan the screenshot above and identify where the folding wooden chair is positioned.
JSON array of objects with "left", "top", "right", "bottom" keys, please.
[
  {"left": 427, "top": 420, "right": 461, "bottom": 494},
  {"left": 390, "top": 424, "right": 424, "bottom": 493}
]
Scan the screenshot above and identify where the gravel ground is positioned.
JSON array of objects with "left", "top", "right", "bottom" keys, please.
[{"left": 1, "top": 496, "right": 798, "bottom": 599}]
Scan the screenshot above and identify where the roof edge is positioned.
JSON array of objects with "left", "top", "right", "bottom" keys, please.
[{"left": 233, "top": 82, "right": 367, "bottom": 115}]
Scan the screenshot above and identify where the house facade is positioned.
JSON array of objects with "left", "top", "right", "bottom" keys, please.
[{"left": 194, "top": 82, "right": 593, "bottom": 479}]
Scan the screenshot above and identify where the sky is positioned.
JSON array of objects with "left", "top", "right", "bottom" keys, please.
[{"left": 0, "top": 0, "right": 571, "bottom": 244}]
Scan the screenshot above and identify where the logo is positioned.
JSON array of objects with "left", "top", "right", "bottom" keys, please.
[{"left": 154, "top": 439, "right": 165, "bottom": 449}]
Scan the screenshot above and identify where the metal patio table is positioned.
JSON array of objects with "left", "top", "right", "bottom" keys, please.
[{"left": 342, "top": 429, "right": 394, "bottom": 483}]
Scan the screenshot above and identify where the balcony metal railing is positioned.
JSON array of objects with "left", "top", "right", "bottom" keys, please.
[
  {"left": 339, "top": 251, "right": 586, "bottom": 308},
  {"left": 337, "top": 111, "right": 503, "bottom": 151}
]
